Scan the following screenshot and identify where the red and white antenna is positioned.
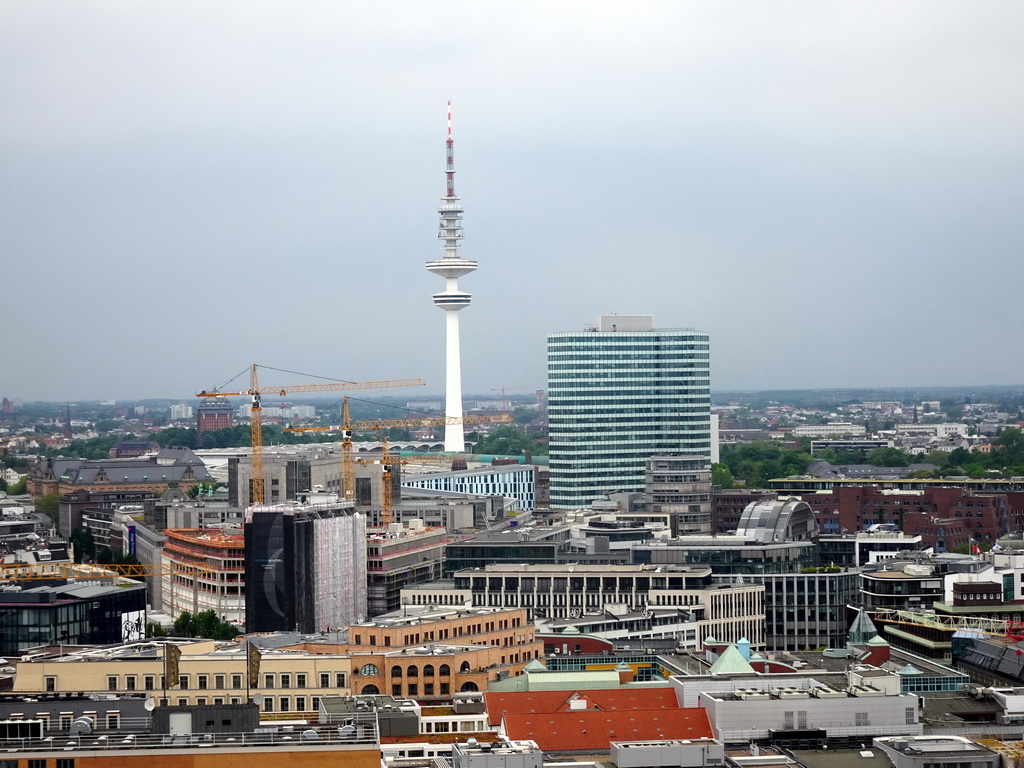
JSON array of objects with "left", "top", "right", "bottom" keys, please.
[{"left": 446, "top": 100, "right": 456, "bottom": 198}]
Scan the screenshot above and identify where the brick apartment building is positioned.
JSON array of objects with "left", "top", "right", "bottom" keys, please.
[
  {"left": 803, "top": 485, "right": 1020, "bottom": 550},
  {"left": 712, "top": 489, "right": 778, "bottom": 534}
]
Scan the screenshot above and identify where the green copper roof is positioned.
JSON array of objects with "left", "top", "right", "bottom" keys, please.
[{"left": 709, "top": 645, "right": 756, "bottom": 675}]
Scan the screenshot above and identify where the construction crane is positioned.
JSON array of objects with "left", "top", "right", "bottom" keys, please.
[
  {"left": 0, "top": 561, "right": 214, "bottom": 583},
  {"left": 196, "top": 364, "right": 425, "bottom": 505},
  {"left": 490, "top": 385, "right": 532, "bottom": 412},
  {"left": 286, "top": 399, "right": 512, "bottom": 524},
  {"left": 869, "top": 607, "right": 1024, "bottom": 641}
]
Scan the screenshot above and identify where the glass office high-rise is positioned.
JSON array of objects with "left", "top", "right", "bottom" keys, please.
[{"left": 547, "top": 315, "right": 711, "bottom": 509}]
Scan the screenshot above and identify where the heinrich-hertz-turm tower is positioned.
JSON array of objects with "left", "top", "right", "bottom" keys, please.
[{"left": 425, "top": 102, "right": 476, "bottom": 452}]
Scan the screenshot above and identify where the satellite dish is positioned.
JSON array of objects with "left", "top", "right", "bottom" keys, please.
[
  {"left": 144, "top": 698, "right": 156, "bottom": 711},
  {"left": 301, "top": 729, "right": 320, "bottom": 741},
  {"left": 69, "top": 717, "right": 93, "bottom": 736},
  {"left": 339, "top": 725, "right": 356, "bottom": 738},
  {"left": 252, "top": 693, "right": 265, "bottom": 704}
]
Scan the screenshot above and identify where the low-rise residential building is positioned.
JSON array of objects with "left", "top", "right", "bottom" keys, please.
[{"left": 12, "top": 638, "right": 354, "bottom": 716}]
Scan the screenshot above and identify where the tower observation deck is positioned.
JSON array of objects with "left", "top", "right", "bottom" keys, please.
[{"left": 425, "top": 102, "right": 476, "bottom": 452}]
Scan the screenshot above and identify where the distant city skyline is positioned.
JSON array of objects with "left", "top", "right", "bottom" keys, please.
[{"left": 1, "top": 2, "right": 1022, "bottom": 402}]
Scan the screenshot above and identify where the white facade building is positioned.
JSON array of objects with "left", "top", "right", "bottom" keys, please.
[
  {"left": 170, "top": 403, "right": 194, "bottom": 420},
  {"left": 547, "top": 315, "right": 711, "bottom": 509},
  {"left": 792, "top": 423, "right": 867, "bottom": 437},
  {"left": 673, "top": 669, "right": 922, "bottom": 743},
  {"left": 402, "top": 464, "right": 536, "bottom": 510},
  {"left": 450, "top": 563, "right": 764, "bottom": 646}
]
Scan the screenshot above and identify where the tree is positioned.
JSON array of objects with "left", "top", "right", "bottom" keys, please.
[
  {"left": 173, "top": 611, "right": 195, "bottom": 637},
  {"left": 36, "top": 493, "right": 61, "bottom": 527},
  {"left": 921, "top": 450, "right": 951, "bottom": 469},
  {"left": 153, "top": 426, "right": 197, "bottom": 448},
  {"left": 719, "top": 441, "right": 813, "bottom": 489},
  {"left": 511, "top": 407, "right": 535, "bottom": 425},
  {"left": 171, "top": 609, "right": 238, "bottom": 641},
  {"left": 865, "top": 447, "right": 910, "bottom": 468},
  {"left": 96, "top": 549, "right": 140, "bottom": 566},
  {"left": 472, "top": 425, "right": 546, "bottom": 456},
  {"left": 6, "top": 476, "right": 27, "bottom": 494},
  {"left": 993, "top": 428, "right": 1024, "bottom": 467},
  {"left": 947, "top": 447, "right": 972, "bottom": 468},
  {"left": 712, "top": 463, "right": 734, "bottom": 489},
  {"left": 815, "top": 448, "right": 838, "bottom": 464},
  {"left": 69, "top": 528, "right": 96, "bottom": 562}
]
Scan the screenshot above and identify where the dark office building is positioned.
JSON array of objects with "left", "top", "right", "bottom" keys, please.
[
  {"left": 244, "top": 502, "right": 366, "bottom": 633},
  {"left": 0, "top": 581, "right": 146, "bottom": 656}
]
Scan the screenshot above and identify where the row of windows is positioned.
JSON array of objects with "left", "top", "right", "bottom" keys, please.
[
  {"left": 355, "top": 681, "right": 477, "bottom": 697},
  {"left": 104, "top": 671, "right": 346, "bottom": 691},
  {"left": 156, "top": 695, "right": 318, "bottom": 712}
]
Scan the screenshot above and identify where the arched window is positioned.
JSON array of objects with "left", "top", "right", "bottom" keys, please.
[
  {"left": 361, "top": 684, "right": 380, "bottom": 695},
  {"left": 439, "top": 664, "right": 451, "bottom": 676},
  {"left": 359, "top": 664, "right": 380, "bottom": 676},
  {"left": 407, "top": 665, "right": 418, "bottom": 677},
  {"left": 460, "top": 681, "right": 479, "bottom": 692},
  {"left": 423, "top": 665, "right": 435, "bottom": 677},
  {"left": 391, "top": 666, "right": 403, "bottom": 677},
  {"left": 460, "top": 661, "right": 471, "bottom": 674}
]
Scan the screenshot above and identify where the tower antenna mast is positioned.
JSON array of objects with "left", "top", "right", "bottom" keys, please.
[
  {"left": 425, "top": 101, "right": 478, "bottom": 452},
  {"left": 446, "top": 101, "right": 456, "bottom": 197}
]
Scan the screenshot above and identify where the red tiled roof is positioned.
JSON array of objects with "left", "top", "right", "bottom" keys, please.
[
  {"left": 484, "top": 687, "right": 680, "bottom": 726},
  {"left": 501, "top": 707, "right": 713, "bottom": 752}
]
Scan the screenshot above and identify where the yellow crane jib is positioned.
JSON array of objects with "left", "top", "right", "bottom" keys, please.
[{"left": 194, "top": 365, "right": 425, "bottom": 505}]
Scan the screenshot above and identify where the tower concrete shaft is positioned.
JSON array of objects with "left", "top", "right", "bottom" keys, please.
[{"left": 425, "top": 101, "right": 476, "bottom": 452}]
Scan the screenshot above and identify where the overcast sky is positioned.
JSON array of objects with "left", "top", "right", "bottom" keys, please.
[{"left": 2, "top": 1, "right": 1023, "bottom": 403}]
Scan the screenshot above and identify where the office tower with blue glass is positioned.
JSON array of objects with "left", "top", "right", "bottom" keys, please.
[{"left": 547, "top": 315, "right": 711, "bottom": 510}]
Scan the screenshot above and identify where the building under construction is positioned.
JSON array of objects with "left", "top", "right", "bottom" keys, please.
[{"left": 244, "top": 499, "right": 367, "bottom": 633}]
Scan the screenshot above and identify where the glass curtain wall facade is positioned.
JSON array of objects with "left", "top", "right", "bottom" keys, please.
[{"left": 547, "top": 316, "right": 711, "bottom": 509}]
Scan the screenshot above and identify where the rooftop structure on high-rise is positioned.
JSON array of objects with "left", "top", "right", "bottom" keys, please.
[
  {"left": 547, "top": 315, "right": 711, "bottom": 509},
  {"left": 425, "top": 102, "right": 476, "bottom": 452}
]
